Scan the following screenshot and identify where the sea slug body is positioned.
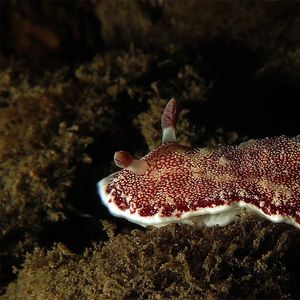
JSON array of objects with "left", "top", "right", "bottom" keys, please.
[{"left": 98, "top": 99, "right": 300, "bottom": 228}]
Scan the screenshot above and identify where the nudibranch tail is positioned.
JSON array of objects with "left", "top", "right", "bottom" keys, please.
[
  {"left": 161, "top": 98, "right": 177, "bottom": 144},
  {"left": 114, "top": 150, "right": 148, "bottom": 175}
]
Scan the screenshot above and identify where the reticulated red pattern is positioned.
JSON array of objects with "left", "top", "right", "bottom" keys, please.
[{"left": 107, "top": 136, "right": 300, "bottom": 225}]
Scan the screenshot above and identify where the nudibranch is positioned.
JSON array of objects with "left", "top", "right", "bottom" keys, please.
[{"left": 98, "top": 99, "right": 300, "bottom": 228}]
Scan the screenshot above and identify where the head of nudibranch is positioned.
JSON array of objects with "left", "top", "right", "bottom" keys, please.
[{"left": 98, "top": 99, "right": 300, "bottom": 229}]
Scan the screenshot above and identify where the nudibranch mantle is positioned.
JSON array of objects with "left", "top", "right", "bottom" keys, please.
[{"left": 98, "top": 99, "right": 300, "bottom": 228}]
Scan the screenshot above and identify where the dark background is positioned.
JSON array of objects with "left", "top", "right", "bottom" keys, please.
[{"left": 1, "top": 1, "right": 300, "bottom": 298}]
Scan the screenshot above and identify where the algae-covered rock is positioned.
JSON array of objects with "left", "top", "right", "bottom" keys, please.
[
  {"left": 0, "top": 46, "right": 214, "bottom": 294},
  {"left": 3, "top": 215, "right": 300, "bottom": 300}
]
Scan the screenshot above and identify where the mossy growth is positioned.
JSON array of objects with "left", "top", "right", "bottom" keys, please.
[
  {"left": 2, "top": 214, "right": 300, "bottom": 300},
  {"left": 0, "top": 46, "right": 212, "bottom": 294}
]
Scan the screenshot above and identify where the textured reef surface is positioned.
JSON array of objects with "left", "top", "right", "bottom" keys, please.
[
  {"left": 3, "top": 216, "right": 300, "bottom": 299},
  {"left": 1, "top": 1, "right": 300, "bottom": 299}
]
